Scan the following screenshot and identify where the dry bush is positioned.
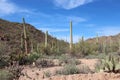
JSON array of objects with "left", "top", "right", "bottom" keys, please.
[{"left": 35, "top": 58, "right": 54, "bottom": 68}]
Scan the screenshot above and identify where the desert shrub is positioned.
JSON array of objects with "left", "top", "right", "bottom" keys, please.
[
  {"left": 74, "top": 41, "right": 97, "bottom": 57},
  {"left": 35, "top": 58, "right": 54, "bottom": 68},
  {"left": 68, "top": 58, "right": 81, "bottom": 65},
  {"left": 56, "top": 64, "right": 92, "bottom": 75},
  {"left": 79, "top": 65, "right": 93, "bottom": 74},
  {"left": 0, "top": 70, "right": 14, "bottom": 80},
  {"left": 56, "top": 64, "right": 80, "bottom": 75},
  {"left": 58, "top": 54, "right": 71, "bottom": 64},
  {"left": 35, "top": 41, "right": 68, "bottom": 56},
  {"left": 84, "top": 53, "right": 106, "bottom": 59},
  {"left": 7, "top": 66, "right": 23, "bottom": 79},
  {"left": 0, "top": 59, "right": 9, "bottom": 68},
  {"left": 58, "top": 54, "right": 80, "bottom": 66},
  {"left": 0, "top": 42, "right": 8, "bottom": 57},
  {"left": 44, "top": 71, "right": 51, "bottom": 78},
  {"left": 27, "top": 52, "right": 40, "bottom": 62},
  {"left": 18, "top": 52, "right": 40, "bottom": 65},
  {"left": 35, "top": 43, "right": 52, "bottom": 55},
  {"left": 0, "top": 42, "right": 9, "bottom": 68}
]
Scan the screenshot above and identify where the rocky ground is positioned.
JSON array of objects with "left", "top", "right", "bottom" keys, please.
[{"left": 19, "top": 59, "right": 120, "bottom": 80}]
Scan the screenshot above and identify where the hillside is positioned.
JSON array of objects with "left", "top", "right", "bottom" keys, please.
[
  {"left": 0, "top": 19, "right": 67, "bottom": 55},
  {"left": 86, "top": 34, "right": 120, "bottom": 44}
]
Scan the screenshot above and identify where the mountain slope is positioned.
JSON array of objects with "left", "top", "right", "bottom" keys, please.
[{"left": 0, "top": 19, "right": 67, "bottom": 55}]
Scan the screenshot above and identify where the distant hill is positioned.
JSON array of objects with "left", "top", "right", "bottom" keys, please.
[
  {"left": 86, "top": 34, "right": 120, "bottom": 45},
  {"left": 0, "top": 19, "right": 67, "bottom": 55}
]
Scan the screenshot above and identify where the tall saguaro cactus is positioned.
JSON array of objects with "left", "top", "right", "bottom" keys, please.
[
  {"left": 109, "top": 36, "right": 112, "bottom": 52},
  {"left": 45, "top": 30, "right": 48, "bottom": 47},
  {"left": 31, "top": 40, "right": 34, "bottom": 53},
  {"left": 96, "top": 33, "right": 99, "bottom": 44},
  {"left": 96, "top": 33, "right": 99, "bottom": 53},
  {"left": 118, "top": 38, "right": 120, "bottom": 53},
  {"left": 21, "top": 32, "right": 23, "bottom": 53},
  {"left": 22, "top": 18, "right": 28, "bottom": 54},
  {"left": 70, "top": 21, "right": 73, "bottom": 50}
]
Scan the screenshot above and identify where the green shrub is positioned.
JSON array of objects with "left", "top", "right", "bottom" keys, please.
[
  {"left": 0, "top": 60, "right": 9, "bottom": 68},
  {"left": 8, "top": 66, "right": 23, "bottom": 79},
  {"left": 79, "top": 65, "right": 93, "bottom": 74},
  {"left": 35, "top": 58, "right": 54, "bottom": 68},
  {"left": 27, "top": 52, "right": 40, "bottom": 62},
  {"left": 58, "top": 54, "right": 80, "bottom": 66},
  {"left": 58, "top": 54, "right": 71, "bottom": 65},
  {"left": 0, "top": 42, "right": 9, "bottom": 68},
  {"left": 56, "top": 64, "right": 80, "bottom": 75},
  {"left": 18, "top": 52, "right": 40, "bottom": 65},
  {"left": 0, "top": 70, "right": 14, "bottom": 80},
  {"left": 44, "top": 71, "right": 51, "bottom": 78},
  {"left": 56, "top": 64, "right": 92, "bottom": 75}
]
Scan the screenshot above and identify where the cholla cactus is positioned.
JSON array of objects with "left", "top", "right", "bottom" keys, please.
[
  {"left": 70, "top": 21, "right": 73, "bottom": 50},
  {"left": 100, "top": 55, "right": 120, "bottom": 73}
]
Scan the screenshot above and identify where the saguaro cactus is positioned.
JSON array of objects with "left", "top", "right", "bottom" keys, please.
[
  {"left": 96, "top": 33, "right": 99, "bottom": 44},
  {"left": 103, "top": 40, "right": 107, "bottom": 54},
  {"left": 109, "top": 36, "right": 112, "bottom": 52},
  {"left": 118, "top": 39, "right": 120, "bottom": 53},
  {"left": 70, "top": 21, "right": 73, "bottom": 50},
  {"left": 22, "top": 18, "right": 28, "bottom": 54},
  {"left": 81, "top": 36, "right": 84, "bottom": 43},
  {"left": 31, "top": 40, "right": 34, "bottom": 53},
  {"left": 45, "top": 30, "right": 48, "bottom": 47},
  {"left": 20, "top": 32, "right": 23, "bottom": 53},
  {"left": 96, "top": 33, "right": 99, "bottom": 53}
]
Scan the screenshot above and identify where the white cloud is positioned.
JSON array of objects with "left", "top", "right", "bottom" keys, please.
[
  {"left": 0, "top": 0, "right": 16, "bottom": 15},
  {"left": 53, "top": 0, "right": 94, "bottom": 9},
  {"left": 0, "top": 0, "right": 31, "bottom": 16}
]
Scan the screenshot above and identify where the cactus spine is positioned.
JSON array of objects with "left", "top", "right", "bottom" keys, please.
[
  {"left": 70, "top": 21, "right": 73, "bottom": 50},
  {"left": 22, "top": 18, "right": 28, "bottom": 54},
  {"left": 45, "top": 30, "right": 48, "bottom": 47}
]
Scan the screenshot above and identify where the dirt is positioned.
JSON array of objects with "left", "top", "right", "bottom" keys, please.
[{"left": 19, "top": 59, "right": 120, "bottom": 80}]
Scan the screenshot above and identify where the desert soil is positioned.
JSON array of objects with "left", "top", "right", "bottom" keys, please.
[{"left": 19, "top": 59, "right": 120, "bottom": 80}]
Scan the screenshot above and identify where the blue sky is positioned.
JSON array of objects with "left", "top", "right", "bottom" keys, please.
[{"left": 0, "top": 0, "right": 120, "bottom": 43}]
